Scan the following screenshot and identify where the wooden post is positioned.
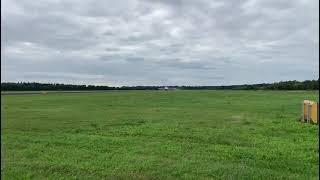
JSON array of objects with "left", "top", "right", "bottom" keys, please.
[
  {"left": 307, "top": 104, "right": 311, "bottom": 123},
  {"left": 301, "top": 101, "right": 305, "bottom": 122}
]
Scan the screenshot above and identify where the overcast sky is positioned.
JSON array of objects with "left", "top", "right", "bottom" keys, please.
[{"left": 1, "top": 0, "right": 319, "bottom": 86}]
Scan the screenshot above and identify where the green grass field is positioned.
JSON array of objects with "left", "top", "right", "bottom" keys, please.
[{"left": 1, "top": 91, "right": 319, "bottom": 179}]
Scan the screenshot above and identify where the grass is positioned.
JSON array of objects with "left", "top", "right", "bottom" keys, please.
[{"left": 1, "top": 90, "right": 319, "bottom": 179}]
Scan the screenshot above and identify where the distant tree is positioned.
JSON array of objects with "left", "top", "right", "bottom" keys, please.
[{"left": 1, "top": 79, "right": 319, "bottom": 91}]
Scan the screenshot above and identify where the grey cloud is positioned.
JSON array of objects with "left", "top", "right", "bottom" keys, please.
[{"left": 1, "top": 0, "right": 318, "bottom": 86}]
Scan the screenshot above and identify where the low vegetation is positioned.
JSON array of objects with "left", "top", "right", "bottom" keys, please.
[{"left": 1, "top": 91, "right": 319, "bottom": 179}]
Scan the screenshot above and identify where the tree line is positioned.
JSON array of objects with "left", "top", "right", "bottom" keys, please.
[{"left": 1, "top": 79, "right": 318, "bottom": 91}]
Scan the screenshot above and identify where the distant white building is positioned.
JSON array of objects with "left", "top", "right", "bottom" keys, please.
[{"left": 158, "top": 86, "right": 177, "bottom": 91}]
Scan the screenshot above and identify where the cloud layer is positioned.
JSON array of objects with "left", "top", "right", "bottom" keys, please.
[{"left": 1, "top": 0, "right": 319, "bottom": 86}]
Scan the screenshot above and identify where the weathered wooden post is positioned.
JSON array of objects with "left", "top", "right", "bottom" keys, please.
[{"left": 301, "top": 100, "right": 318, "bottom": 124}]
